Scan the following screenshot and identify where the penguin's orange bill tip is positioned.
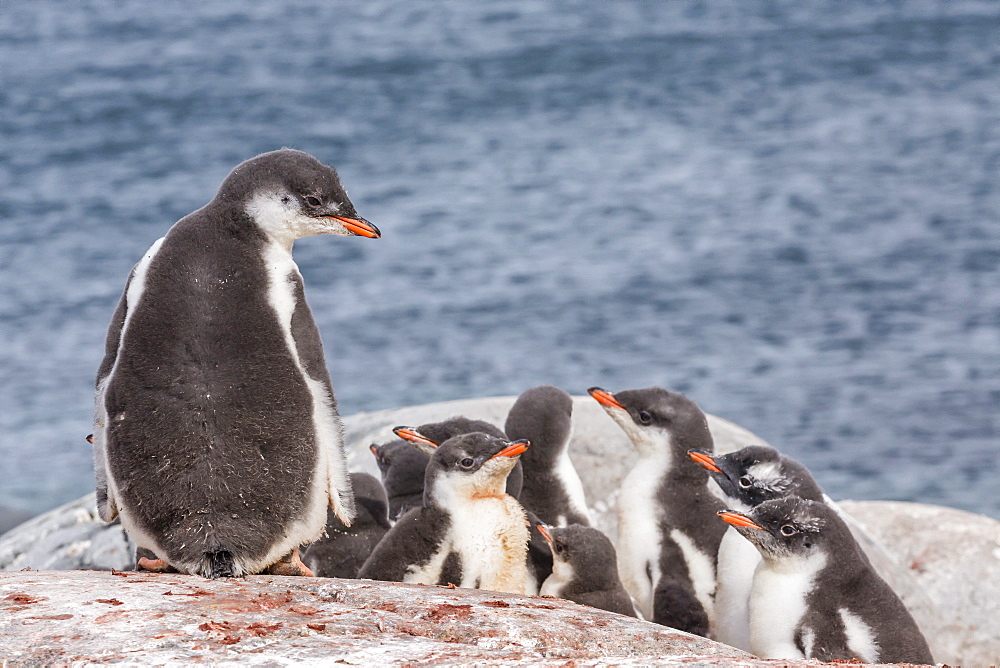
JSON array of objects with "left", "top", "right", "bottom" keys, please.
[
  {"left": 687, "top": 450, "right": 722, "bottom": 473},
  {"left": 493, "top": 440, "right": 529, "bottom": 459},
  {"left": 392, "top": 427, "right": 438, "bottom": 447},
  {"left": 85, "top": 434, "right": 94, "bottom": 444},
  {"left": 536, "top": 524, "right": 553, "bottom": 546},
  {"left": 330, "top": 216, "right": 380, "bottom": 238},
  {"left": 587, "top": 387, "right": 625, "bottom": 410},
  {"left": 717, "top": 511, "right": 764, "bottom": 530}
]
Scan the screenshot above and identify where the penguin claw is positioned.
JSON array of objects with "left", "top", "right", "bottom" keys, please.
[
  {"left": 263, "top": 547, "right": 314, "bottom": 577},
  {"left": 137, "top": 556, "right": 177, "bottom": 573}
]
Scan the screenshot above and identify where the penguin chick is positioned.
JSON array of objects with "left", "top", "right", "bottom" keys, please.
[
  {"left": 538, "top": 524, "right": 636, "bottom": 618},
  {"left": 504, "top": 385, "right": 591, "bottom": 527},
  {"left": 370, "top": 439, "right": 429, "bottom": 521},
  {"left": 92, "top": 149, "right": 379, "bottom": 578},
  {"left": 301, "top": 472, "right": 391, "bottom": 578},
  {"left": 588, "top": 386, "right": 725, "bottom": 637},
  {"left": 688, "top": 445, "right": 826, "bottom": 651},
  {"left": 719, "top": 497, "right": 933, "bottom": 664},
  {"left": 394, "top": 416, "right": 523, "bottom": 498},
  {"left": 359, "top": 433, "right": 532, "bottom": 594}
]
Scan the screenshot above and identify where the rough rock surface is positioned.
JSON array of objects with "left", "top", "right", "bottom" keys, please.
[
  {"left": 839, "top": 500, "right": 1000, "bottom": 667},
  {"left": 0, "top": 570, "right": 758, "bottom": 665}
]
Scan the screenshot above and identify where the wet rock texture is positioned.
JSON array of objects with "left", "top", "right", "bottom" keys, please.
[{"left": 0, "top": 570, "right": 755, "bottom": 665}]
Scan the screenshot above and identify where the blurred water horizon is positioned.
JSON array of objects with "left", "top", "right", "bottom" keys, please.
[{"left": 1, "top": 1, "right": 997, "bottom": 521}]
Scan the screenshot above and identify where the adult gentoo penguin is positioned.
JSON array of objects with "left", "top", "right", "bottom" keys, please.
[
  {"left": 537, "top": 524, "right": 636, "bottom": 617},
  {"left": 587, "top": 386, "right": 725, "bottom": 637},
  {"left": 688, "top": 445, "right": 827, "bottom": 651},
  {"left": 301, "top": 472, "right": 391, "bottom": 578},
  {"left": 92, "top": 149, "right": 379, "bottom": 578},
  {"left": 504, "top": 385, "right": 591, "bottom": 527},
  {"left": 718, "top": 497, "right": 933, "bottom": 664},
  {"left": 370, "top": 439, "right": 430, "bottom": 521},
  {"left": 359, "top": 432, "right": 531, "bottom": 594}
]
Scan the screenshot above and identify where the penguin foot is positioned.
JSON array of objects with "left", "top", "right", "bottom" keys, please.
[
  {"left": 137, "top": 557, "right": 178, "bottom": 573},
  {"left": 263, "top": 547, "right": 314, "bottom": 577}
]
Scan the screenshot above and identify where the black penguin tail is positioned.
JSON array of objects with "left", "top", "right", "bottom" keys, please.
[{"left": 206, "top": 550, "right": 235, "bottom": 579}]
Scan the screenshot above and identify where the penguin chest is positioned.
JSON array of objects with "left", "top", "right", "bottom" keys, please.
[
  {"left": 553, "top": 451, "right": 591, "bottom": 525},
  {"left": 615, "top": 467, "right": 664, "bottom": 619},
  {"left": 714, "top": 526, "right": 761, "bottom": 651},
  {"left": 448, "top": 496, "right": 529, "bottom": 594},
  {"left": 539, "top": 557, "right": 577, "bottom": 599},
  {"left": 749, "top": 555, "right": 826, "bottom": 659}
]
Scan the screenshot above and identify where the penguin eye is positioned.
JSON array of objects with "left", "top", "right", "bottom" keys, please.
[
  {"left": 780, "top": 524, "right": 798, "bottom": 537},
  {"left": 304, "top": 195, "right": 321, "bottom": 207},
  {"left": 738, "top": 476, "right": 753, "bottom": 489},
  {"left": 554, "top": 543, "right": 565, "bottom": 554},
  {"left": 637, "top": 410, "right": 652, "bottom": 425},
  {"left": 459, "top": 457, "right": 475, "bottom": 469}
]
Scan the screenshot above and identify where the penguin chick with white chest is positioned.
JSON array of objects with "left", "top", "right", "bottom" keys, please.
[
  {"left": 301, "top": 472, "right": 391, "bottom": 578},
  {"left": 504, "top": 385, "right": 591, "bottom": 527},
  {"left": 537, "top": 524, "right": 636, "bottom": 618},
  {"left": 719, "top": 497, "right": 933, "bottom": 664},
  {"left": 93, "top": 149, "right": 379, "bottom": 578},
  {"left": 359, "top": 432, "right": 532, "bottom": 594},
  {"left": 588, "top": 386, "right": 726, "bottom": 637}
]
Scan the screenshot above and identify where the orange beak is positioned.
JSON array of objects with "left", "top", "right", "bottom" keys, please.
[
  {"left": 718, "top": 510, "right": 764, "bottom": 530},
  {"left": 85, "top": 434, "right": 94, "bottom": 444},
  {"left": 687, "top": 449, "right": 722, "bottom": 473},
  {"left": 536, "top": 524, "right": 554, "bottom": 547},
  {"left": 328, "top": 215, "right": 380, "bottom": 238},
  {"left": 588, "top": 387, "right": 625, "bottom": 410},
  {"left": 392, "top": 426, "right": 439, "bottom": 447},
  {"left": 369, "top": 444, "right": 380, "bottom": 460},
  {"left": 492, "top": 439, "right": 529, "bottom": 459}
]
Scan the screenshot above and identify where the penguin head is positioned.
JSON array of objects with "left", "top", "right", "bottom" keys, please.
[
  {"left": 588, "top": 386, "right": 711, "bottom": 458},
  {"left": 220, "top": 149, "right": 380, "bottom": 243},
  {"left": 369, "top": 439, "right": 430, "bottom": 497},
  {"left": 538, "top": 523, "right": 620, "bottom": 588},
  {"left": 688, "top": 445, "right": 826, "bottom": 511},
  {"left": 345, "top": 472, "right": 391, "bottom": 529},
  {"left": 396, "top": 417, "right": 506, "bottom": 450},
  {"left": 504, "top": 385, "right": 574, "bottom": 465},
  {"left": 425, "top": 432, "right": 529, "bottom": 506},
  {"left": 719, "top": 496, "right": 846, "bottom": 562}
]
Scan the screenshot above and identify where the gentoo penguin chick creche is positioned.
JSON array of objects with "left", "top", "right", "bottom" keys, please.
[
  {"left": 688, "top": 445, "right": 826, "bottom": 651},
  {"left": 719, "top": 497, "right": 933, "bottom": 664},
  {"left": 359, "top": 433, "right": 532, "bottom": 594},
  {"left": 93, "top": 149, "right": 379, "bottom": 578},
  {"left": 393, "top": 417, "right": 523, "bottom": 498},
  {"left": 588, "top": 386, "right": 725, "bottom": 637},
  {"left": 504, "top": 385, "right": 591, "bottom": 527},
  {"left": 370, "top": 439, "right": 429, "bottom": 521},
  {"left": 537, "top": 524, "right": 636, "bottom": 618},
  {"left": 301, "top": 472, "right": 391, "bottom": 578}
]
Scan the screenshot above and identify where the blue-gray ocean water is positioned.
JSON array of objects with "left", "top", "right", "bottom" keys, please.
[{"left": 1, "top": 2, "right": 997, "bottom": 520}]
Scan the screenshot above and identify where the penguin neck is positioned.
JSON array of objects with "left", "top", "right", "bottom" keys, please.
[{"left": 244, "top": 190, "right": 304, "bottom": 253}]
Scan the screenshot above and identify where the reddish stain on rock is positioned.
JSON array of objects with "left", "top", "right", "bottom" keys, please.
[
  {"left": 199, "top": 621, "right": 235, "bottom": 633},
  {"left": 94, "top": 611, "right": 126, "bottom": 624},
  {"left": 95, "top": 598, "right": 124, "bottom": 606},
  {"left": 5, "top": 593, "right": 44, "bottom": 605},
  {"left": 219, "top": 635, "right": 241, "bottom": 645},
  {"left": 287, "top": 605, "right": 320, "bottom": 616},
  {"left": 425, "top": 604, "right": 473, "bottom": 620},
  {"left": 246, "top": 622, "right": 282, "bottom": 637},
  {"left": 483, "top": 600, "right": 511, "bottom": 608},
  {"left": 306, "top": 623, "right": 326, "bottom": 631},
  {"left": 27, "top": 614, "right": 74, "bottom": 620},
  {"left": 163, "top": 588, "right": 213, "bottom": 597}
]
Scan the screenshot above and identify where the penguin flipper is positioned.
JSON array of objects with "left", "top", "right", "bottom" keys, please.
[{"left": 652, "top": 576, "right": 711, "bottom": 637}]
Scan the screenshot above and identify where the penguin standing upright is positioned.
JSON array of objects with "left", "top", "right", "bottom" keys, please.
[
  {"left": 688, "top": 445, "right": 827, "bottom": 651},
  {"left": 504, "top": 385, "right": 591, "bottom": 527},
  {"left": 301, "top": 472, "right": 391, "bottom": 578},
  {"left": 718, "top": 497, "right": 933, "bottom": 664},
  {"left": 358, "top": 432, "right": 531, "bottom": 594},
  {"left": 588, "top": 386, "right": 726, "bottom": 637},
  {"left": 370, "top": 439, "right": 430, "bottom": 521},
  {"left": 93, "top": 149, "right": 379, "bottom": 578},
  {"left": 537, "top": 524, "right": 636, "bottom": 618}
]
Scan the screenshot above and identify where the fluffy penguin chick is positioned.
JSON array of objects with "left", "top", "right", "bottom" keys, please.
[
  {"left": 538, "top": 524, "right": 636, "bottom": 617},
  {"left": 93, "top": 149, "right": 379, "bottom": 578},
  {"left": 719, "top": 497, "right": 933, "bottom": 664},
  {"left": 394, "top": 416, "right": 523, "bottom": 498},
  {"left": 359, "top": 433, "right": 531, "bottom": 594},
  {"left": 505, "top": 385, "right": 591, "bottom": 527},
  {"left": 370, "top": 439, "right": 429, "bottom": 521},
  {"left": 301, "top": 472, "right": 391, "bottom": 578},
  {"left": 688, "top": 445, "right": 826, "bottom": 651},
  {"left": 588, "top": 386, "right": 725, "bottom": 637}
]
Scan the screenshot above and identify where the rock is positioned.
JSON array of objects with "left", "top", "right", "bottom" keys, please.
[
  {"left": 0, "top": 570, "right": 756, "bottom": 664},
  {"left": 839, "top": 500, "right": 1000, "bottom": 667}
]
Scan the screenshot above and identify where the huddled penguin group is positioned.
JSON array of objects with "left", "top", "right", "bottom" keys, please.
[{"left": 92, "top": 150, "right": 933, "bottom": 665}]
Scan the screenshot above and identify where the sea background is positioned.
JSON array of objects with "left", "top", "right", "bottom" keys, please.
[{"left": 1, "top": 2, "right": 997, "bottom": 521}]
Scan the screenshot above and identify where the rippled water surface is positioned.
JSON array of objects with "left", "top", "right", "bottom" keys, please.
[{"left": 1, "top": 2, "right": 997, "bottom": 518}]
